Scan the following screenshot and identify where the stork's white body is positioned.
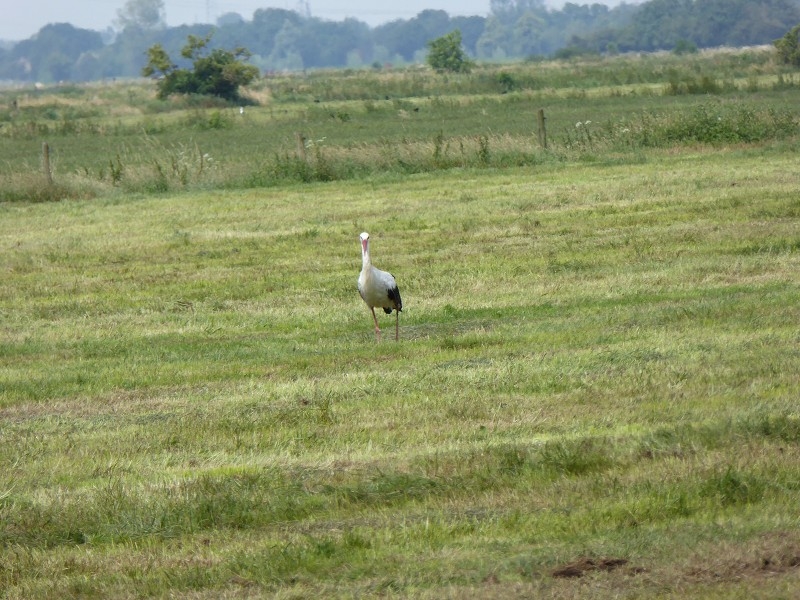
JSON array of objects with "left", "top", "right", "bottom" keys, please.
[{"left": 358, "top": 232, "right": 402, "bottom": 341}]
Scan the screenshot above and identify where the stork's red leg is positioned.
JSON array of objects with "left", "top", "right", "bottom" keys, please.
[
  {"left": 395, "top": 310, "right": 399, "bottom": 341},
  {"left": 370, "top": 307, "right": 381, "bottom": 340}
]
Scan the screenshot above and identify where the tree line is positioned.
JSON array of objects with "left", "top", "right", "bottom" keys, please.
[{"left": 1, "top": 0, "right": 798, "bottom": 84}]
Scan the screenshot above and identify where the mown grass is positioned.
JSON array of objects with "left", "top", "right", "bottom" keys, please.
[
  {"left": 2, "top": 48, "right": 800, "bottom": 597},
  {"left": 2, "top": 128, "right": 799, "bottom": 597}
]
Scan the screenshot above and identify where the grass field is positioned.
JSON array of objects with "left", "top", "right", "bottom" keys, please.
[{"left": 1, "top": 50, "right": 800, "bottom": 598}]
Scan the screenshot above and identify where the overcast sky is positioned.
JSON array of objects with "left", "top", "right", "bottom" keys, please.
[{"left": 1, "top": 1, "right": 497, "bottom": 41}]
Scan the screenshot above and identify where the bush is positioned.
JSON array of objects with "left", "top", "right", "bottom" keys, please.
[
  {"left": 774, "top": 24, "right": 800, "bottom": 66},
  {"left": 673, "top": 39, "right": 698, "bottom": 55},
  {"left": 142, "top": 33, "right": 259, "bottom": 102},
  {"left": 426, "top": 30, "right": 475, "bottom": 74}
]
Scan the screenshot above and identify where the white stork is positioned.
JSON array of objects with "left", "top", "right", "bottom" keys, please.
[{"left": 357, "top": 232, "right": 403, "bottom": 341}]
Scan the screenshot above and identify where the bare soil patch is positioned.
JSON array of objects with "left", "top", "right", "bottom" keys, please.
[{"left": 552, "top": 557, "right": 632, "bottom": 578}]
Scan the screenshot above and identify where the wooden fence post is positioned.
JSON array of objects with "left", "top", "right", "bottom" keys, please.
[
  {"left": 537, "top": 109, "right": 547, "bottom": 150},
  {"left": 42, "top": 142, "right": 53, "bottom": 185},
  {"left": 296, "top": 132, "right": 307, "bottom": 160}
]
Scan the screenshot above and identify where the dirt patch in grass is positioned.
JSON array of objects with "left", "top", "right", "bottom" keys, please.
[
  {"left": 551, "top": 557, "right": 633, "bottom": 578},
  {"left": 682, "top": 531, "right": 800, "bottom": 583},
  {"left": 548, "top": 532, "right": 800, "bottom": 589}
]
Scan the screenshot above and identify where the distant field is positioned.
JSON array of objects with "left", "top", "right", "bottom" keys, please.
[
  {"left": 1, "top": 46, "right": 798, "bottom": 200},
  {"left": 1, "top": 51, "right": 799, "bottom": 598}
]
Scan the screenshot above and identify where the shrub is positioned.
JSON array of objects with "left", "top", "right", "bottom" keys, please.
[
  {"left": 774, "top": 24, "right": 800, "bottom": 67},
  {"left": 142, "top": 33, "right": 259, "bottom": 102},
  {"left": 673, "top": 39, "right": 698, "bottom": 55},
  {"left": 496, "top": 72, "right": 518, "bottom": 93},
  {"left": 427, "top": 30, "right": 475, "bottom": 74}
]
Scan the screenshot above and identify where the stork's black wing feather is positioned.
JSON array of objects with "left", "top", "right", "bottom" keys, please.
[{"left": 386, "top": 284, "right": 402, "bottom": 313}]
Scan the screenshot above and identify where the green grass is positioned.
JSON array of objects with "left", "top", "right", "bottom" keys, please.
[
  {"left": 2, "top": 90, "right": 797, "bottom": 200},
  {"left": 2, "top": 145, "right": 799, "bottom": 597},
  {"left": 2, "top": 48, "right": 799, "bottom": 200},
  {"left": 1, "top": 50, "right": 800, "bottom": 597}
]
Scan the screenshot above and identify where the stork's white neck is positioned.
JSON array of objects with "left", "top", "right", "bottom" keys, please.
[{"left": 361, "top": 237, "right": 371, "bottom": 268}]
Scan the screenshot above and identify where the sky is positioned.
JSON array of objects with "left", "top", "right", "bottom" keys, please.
[
  {"left": 1, "top": 0, "right": 637, "bottom": 42},
  {"left": 1, "top": 1, "right": 496, "bottom": 41}
]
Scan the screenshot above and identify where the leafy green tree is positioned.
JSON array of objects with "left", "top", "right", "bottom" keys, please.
[
  {"left": 476, "top": 16, "right": 509, "bottom": 59},
  {"left": 142, "top": 33, "right": 259, "bottom": 102},
  {"left": 614, "top": 0, "right": 799, "bottom": 52},
  {"left": 490, "top": 0, "right": 546, "bottom": 26},
  {"left": 41, "top": 52, "right": 74, "bottom": 82},
  {"left": 375, "top": 10, "right": 453, "bottom": 62},
  {"left": 626, "top": 0, "right": 693, "bottom": 51},
  {"left": 116, "top": 0, "right": 166, "bottom": 31},
  {"left": 267, "top": 20, "right": 305, "bottom": 70},
  {"left": 250, "top": 8, "right": 303, "bottom": 48},
  {"left": 417, "top": 10, "right": 453, "bottom": 43},
  {"left": 216, "top": 12, "right": 245, "bottom": 27},
  {"left": 9, "top": 23, "right": 104, "bottom": 82},
  {"left": 774, "top": 24, "right": 800, "bottom": 66},
  {"left": 373, "top": 20, "right": 417, "bottom": 61},
  {"left": 513, "top": 12, "right": 547, "bottom": 57},
  {"left": 426, "top": 30, "right": 474, "bottom": 73},
  {"left": 451, "top": 16, "right": 485, "bottom": 56}
]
